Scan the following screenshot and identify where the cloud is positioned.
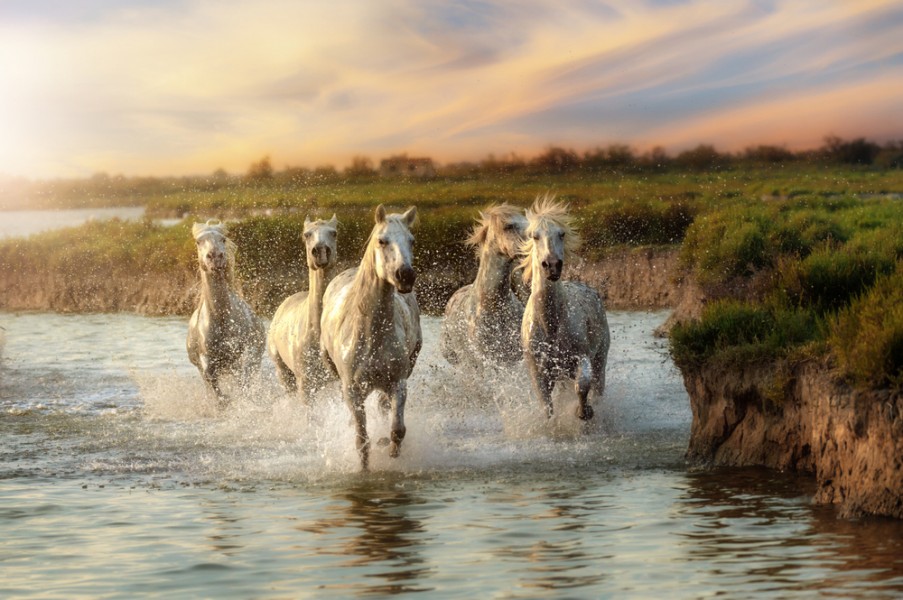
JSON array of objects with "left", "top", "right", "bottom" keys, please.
[{"left": 0, "top": 0, "right": 901, "bottom": 178}]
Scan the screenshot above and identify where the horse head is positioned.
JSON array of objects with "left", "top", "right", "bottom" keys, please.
[
  {"left": 192, "top": 220, "right": 234, "bottom": 275},
  {"left": 467, "top": 203, "right": 527, "bottom": 259},
  {"left": 303, "top": 214, "right": 338, "bottom": 270},
  {"left": 371, "top": 204, "right": 417, "bottom": 293},
  {"left": 521, "top": 194, "right": 579, "bottom": 283}
]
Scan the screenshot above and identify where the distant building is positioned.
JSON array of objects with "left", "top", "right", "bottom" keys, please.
[{"left": 379, "top": 155, "right": 436, "bottom": 178}]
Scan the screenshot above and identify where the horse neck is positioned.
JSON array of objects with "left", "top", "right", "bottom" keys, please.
[
  {"left": 306, "top": 265, "right": 332, "bottom": 334},
  {"left": 200, "top": 269, "right": 233, "bottom": 319},
  {"left": 350, "top": 260, "right": 396, "bottom": 341},
  {"left": 474, "top": 245, "right": 515, "bottom": 306},
  {"left": 527, "top": 265, "right": 564, "bottom": 333}
]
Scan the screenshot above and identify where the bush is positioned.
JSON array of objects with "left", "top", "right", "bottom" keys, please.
[
  {"left": 581, "top": 199, "right": 696, "bottom": 249},
  {"left": 670, "top": 300, "right": 821, "bottom": 371},
  {"left": 830, "top": 265, "right": 903, "bottom": 389},
  {"left": 777, "top": 246, "right": 895, "bottom": 314},
  {"left": 680, "top": 208, "right": 772, "bottom": 286}
]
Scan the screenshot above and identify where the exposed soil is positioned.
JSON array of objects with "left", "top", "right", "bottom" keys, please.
[{"left": 684, "top": 360, "right": 903, "bottom": 518}]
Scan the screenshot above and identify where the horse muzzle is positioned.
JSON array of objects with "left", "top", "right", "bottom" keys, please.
[
  {"left": 542, "top": 259, "right": 562, "bottom": 281},
  {"left": 394, "top": 265, "right": 416, "bottom": 293},
  {"left": 311, "top": 245, "right": 332, "bottom": 270},
  {"left": 205, "top": 251, "right": 228, "bottom": 272}
]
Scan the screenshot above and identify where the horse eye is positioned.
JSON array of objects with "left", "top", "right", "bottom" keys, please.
[
  {"left": 303, "top": 231, "right": 312, "bottom": 239},
  {"left": 558, "top": 231, "right": 565, "bottom": 240},
  {"left": 503, "top": 223, "right": 516, "bottom": 231},
  {"left": 532, "top": 232, "right": 540, "bottom": 240},
  {"left": 378, "top": 238, "right": 388, "bottom": 246}
]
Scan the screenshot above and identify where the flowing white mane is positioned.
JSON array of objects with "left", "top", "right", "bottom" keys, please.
[{"left": 519, "top": 194, "right": 580, "bottom": 283}]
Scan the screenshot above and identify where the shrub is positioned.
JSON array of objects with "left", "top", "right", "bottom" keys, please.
[
  {"left": 778, "top": 246, "right": 895, "bottom": 314},
  {"left": 680, "top": 208, "right": 772, "bottom": 286},
  {"left": 581, "top": 199, "right": 696, "bottom": 249},
  {"left": 830, "top": 265, "right": 903, "bottom": 389}
]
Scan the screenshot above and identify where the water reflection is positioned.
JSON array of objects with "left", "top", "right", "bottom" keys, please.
[
  {"left": 481, "top": 479, "right": 612, "bottom": 592},
  {"left": 298, "top": 481, "right": 434, "bottom": 595},
  {"left": 674, "top": 468, "right": 903, "bottom": 596}
]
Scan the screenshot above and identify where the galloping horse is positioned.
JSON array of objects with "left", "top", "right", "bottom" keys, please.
[
  {"left": 441, "top": 203, "right": 527, "bottom": 368},
  {"left": 520, "top": 195, "right": 609, "bottom": 421},
  {"left": 186, "top": 221, "right": 265, "bottom": 407},
  {"left": 267, "top": 215, "right": 338, "bottom": 402},
  {"left": 320, "top": 205, "right": 421, "bottom": 470}
]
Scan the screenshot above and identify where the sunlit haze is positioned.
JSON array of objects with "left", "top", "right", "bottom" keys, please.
[{"left": 1, "top": 0, "right": 901, "bottom": 178}]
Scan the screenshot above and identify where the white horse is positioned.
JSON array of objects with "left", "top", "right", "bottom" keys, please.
[
  {"left": 320, "top": 205, "right": 421, "bottom": 471},
  {"left": 267, "top": 215, "right": 338, "bottom": 401},
  {"left": 520, "top": 195, "right": 609, "bottom": 421},
  {"left": 186, "top": 221, "right": 265, "bottom": 407},
  {"left": 441, "top": 203, "right": 527, "bottom": 368}
]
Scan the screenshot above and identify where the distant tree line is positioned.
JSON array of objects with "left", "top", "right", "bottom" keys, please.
[{"left": 1, "top": 135, "right": 900, "bottom": 209}]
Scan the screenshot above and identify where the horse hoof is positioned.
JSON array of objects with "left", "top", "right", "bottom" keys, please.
[
  {"left": 389, "top": 442, "right": 401, "bottom": 458},
  {"left": 578, "top": 405, "right": 594, "bottom": 421},
  {"left": 376, "top": 437, "right": 390, "bottom": 447}
]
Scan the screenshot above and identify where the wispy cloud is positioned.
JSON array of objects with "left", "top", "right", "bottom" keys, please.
[{"left": 1, "top": 0, "right": 901, "bottom": 178}]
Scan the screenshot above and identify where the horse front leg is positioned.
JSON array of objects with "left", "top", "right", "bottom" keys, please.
[
  {"left": 575, "top": 356, "right": 594, "bottom": 421},
  {"left": 388, "top": 380, "right": 407, "bottom": 459},
  {"left": 526, "top": 353, "right": 554, "bottom": 418},
  {"left": 202, "top": 357, "right": 229, "bottom": 409},
  {"left": 344, "top": 383, "right": 370, "bottom": 471}
]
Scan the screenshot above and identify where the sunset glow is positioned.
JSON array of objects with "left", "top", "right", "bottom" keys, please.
[{"left": 1, "top": 0, "right": 901, "bottom": 178}]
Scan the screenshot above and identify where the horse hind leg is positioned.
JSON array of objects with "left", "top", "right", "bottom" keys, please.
[
  {"left": 575, "top": 356, "right": 594, "bottom": 421},
  {"left": 272, "top": 352, "right": 298, "bottom": 394}
]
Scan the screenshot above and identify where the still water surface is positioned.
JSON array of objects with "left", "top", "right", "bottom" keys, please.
[
  {"left": 0, "top": 206, "right": 147, "bottom": 239},
  {"left": 1, "top": 311, "right": 901, "bottom": 598}
]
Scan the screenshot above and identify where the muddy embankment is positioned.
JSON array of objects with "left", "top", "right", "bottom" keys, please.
[{"left": 685, "top": 361, "right": 903, "bottom": 518}]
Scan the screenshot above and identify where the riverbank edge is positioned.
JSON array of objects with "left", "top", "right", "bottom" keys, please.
[{"left": 683, "top": 360, "right": 903, "bottom": 518}]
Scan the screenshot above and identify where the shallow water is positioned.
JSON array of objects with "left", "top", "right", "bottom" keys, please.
[
  {"left": 1, "top": 311, "right": 902, "bottom": 598},
  {"left": 0, "top": 206, "right": 147, "bottom": 239}
]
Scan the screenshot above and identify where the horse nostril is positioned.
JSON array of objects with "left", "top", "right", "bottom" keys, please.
[
  {"left": 396, "top": 266, "right": 416, "bottom": 289},
  {"left": 541, "top": 260, "right": 549, "bottom": 269}
]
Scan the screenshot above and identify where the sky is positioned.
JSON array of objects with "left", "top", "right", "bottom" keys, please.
[{"left": 1, "top": 0, "right": 902, "bottom": 179}]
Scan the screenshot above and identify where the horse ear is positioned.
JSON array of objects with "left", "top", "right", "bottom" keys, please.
[
  {"left": 375, "top": 204, "right": 386, "bottom": 224},
  {"left": 191, "top": 223, "right": 205, "bottom": 238},
  {"left": 328, "top": 214, "right": 338, "bottom": 227},
  {"left": 402, "top": 206, "right": 417, "bottom": 227},
  {"left": 304, "top": 216, "right": 311, "bottom": 226}
]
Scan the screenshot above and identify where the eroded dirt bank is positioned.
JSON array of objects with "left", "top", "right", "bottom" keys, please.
[{"left": 684, "top": 361, "right": 903, "bottom": 518}]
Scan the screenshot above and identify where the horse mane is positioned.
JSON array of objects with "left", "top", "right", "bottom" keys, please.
[
  {"left": 519, "top": 193, "right": 581, "bottom": 283},
  {"left": 465, "top": 202, "right": 523, "bottom": 253},
  {"left": 192, "top": 219, "right": 237, "bottom": 282}
]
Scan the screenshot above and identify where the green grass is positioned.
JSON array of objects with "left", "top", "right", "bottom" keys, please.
[
  {"left": 672, "top": 192, "right": 903, "bottom": 390},
  {"left": 3, "top": 166, "right": 903, "bottom": 390},
  {"left": 829, "top": 265, "right": 903, "bottom": 389}
]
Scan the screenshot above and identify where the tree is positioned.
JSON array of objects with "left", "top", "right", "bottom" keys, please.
[
  {"left": 247, "top": 155, "right": 274, "bottom": 181},
  {"left": 344, "top": 155, "right": 376, "bottom": 178},
  {"left": 531, "top": 146, "right": 581, "bottom": 174},
  {"left": 822, "top": 136, "right": 881, "bottom": 165}
]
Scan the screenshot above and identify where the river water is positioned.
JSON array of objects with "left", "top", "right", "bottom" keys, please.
[
  {"left": 0, "top": 207, "right": 147, "bottom": 239},
  {"left": 1, "top": 311, "right": 901, "bottom": 598}
]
